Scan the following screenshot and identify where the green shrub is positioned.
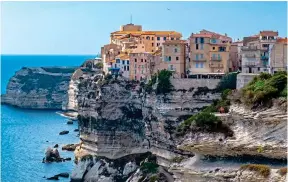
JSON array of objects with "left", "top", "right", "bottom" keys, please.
[
  {"left": 149, "top": 175, "right": 159, "bottom": 182},
  {"left": 156, "top": 70, "right": 173, "bottom": 94},
  {"left": 95, "top": 62, "right": 103, "bottom": 69},
  {"left": 221, "top": 89, "right": 232, "bottom": 100},
  {"left": 171, "top": 156, "right": 185, "bottom": 163},
  {"left": 241, "top": 72, "right": 287, "bottom": 106},
  {"left": 140, "top": 162, "right": 159, "bottom": 174},
  {"left": 240, "top": 164, "right": 270, "bottom": 178},
  {"left": 81, "top": 154, "right": 93, "bottom": 161},
  {"left": 216, "top": 72, "right": 239, "bottom": 91}
]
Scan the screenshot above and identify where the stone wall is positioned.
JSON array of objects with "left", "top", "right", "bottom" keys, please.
[
  {"left": 171, "top": 78, "right": 220, "bottom": 90},
  {"left": 236, "top": 73, "right": 258, "bottom": 90}
]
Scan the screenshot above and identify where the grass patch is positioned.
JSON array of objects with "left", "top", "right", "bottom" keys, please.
[
  {"left": 278, "top": 167, "right": 287, "bottom": 176},
  {"left": 170, "top": 156, "right": 185, "bottom": 163},
  {"left": 240, "top": 164, "right": 271, "bottom": 177},
  {"left": 140, "top": 162, "right": 159, "bottom": 174},
  {"left": 241, "top": 72, "right": 287, "bottom": 106},
  {"left": 80, "top": 154, "right": 93, "bottom": 161}
]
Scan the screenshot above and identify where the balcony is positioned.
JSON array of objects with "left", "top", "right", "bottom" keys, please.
[
  {"left": 192, "top": 58, "right": 206, "bottom": 62},
  {"left": 244, "top": 61, "right": 259, "bottom": 67},
  {"left": 242, "top": 46, "right": 267, "bottom": 51},
  {"left": 261, "top": 55, "right": 269, "bottom": 60},
  {"left": 244, "top": 53, "right": 256, "bottom": 58},
  {"left": 210, "top": 57, "right": 222, "bottom": 61},
  {"left": 209, "top": 62, "right": 223, "bottom": 68}
]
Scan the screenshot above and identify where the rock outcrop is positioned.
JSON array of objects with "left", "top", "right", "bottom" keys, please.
[{"left": 1, "top": 67, "right": 76, "bottom": 109}]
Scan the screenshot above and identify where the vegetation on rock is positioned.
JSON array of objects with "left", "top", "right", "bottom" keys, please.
[
  {"left": 240, "top": 164, "right": 271, "bottom": 177},
  {"left": 176, "top": 111, "right": 233, "bottom": 137},
  {"left": 140, "top": 162, "right": 159, "bottom": 174},
  {"left": 144, "top": 70, "right": 173, "bottom": 94},
  {"left": 216, "top": 72, "right": 239, "bottom": 91},
  {"left": 241, "top": 72, "right": 287, "bottom": 106},
  {"left": 170, "top": 156, "right": 185, "bottom": 163},
  {"left": 95, "top": 62, "right": 103, "bottom": 69},
  {"left": 80, "top": 154, "right": 93, "bottom": 161}
]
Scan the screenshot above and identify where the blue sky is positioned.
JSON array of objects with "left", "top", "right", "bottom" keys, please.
[{"left": 1, "top": 1, "right": 287, "bottom": 55}]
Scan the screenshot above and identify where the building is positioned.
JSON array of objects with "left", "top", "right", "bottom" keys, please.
[
  {"left": 129, "top": 52, "right": 153, "bottom": 81},
  {"left": 110, "top": 24, "right": 182, "bottom": 53},
  {"left": 101, "top": 44, "right": 122, "bottom": 73},
  {"left": 229, "top": 41, "right": 243, "bottom": 72},
  {"left": 111, "top": 53, "right": 130, "bottom": 78},
  {"left": 269, "top": 38, "right": 287, "bottom": 73},
  {"left": 241, "top": 31, "right": 278, "bottom": 74},
  {"left": 188, "top": 30, "right": 232, "bottom": 78},
  {"left": 161, "top": 40, "right": 187, "bottom": 78}
]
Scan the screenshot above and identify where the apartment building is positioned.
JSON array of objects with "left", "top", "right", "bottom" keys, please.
[
  {"left": 110, "top": 24, "right": 182, "bottom": 53},
  {"left": 129, "top": 52, "right": 153, "bottom": 81},
  {"left": 241, "top": 31, "right": 278, "bottom": 73},
  {"left": 188, "top": 30, "right": 232, "bottom": 78},
  {"left": 101, "top": 44, "right": 122, "bottom": 73},
  {"left": 108, "top": 53, "right": 130, "bottom": 78},
  {"left": 230, "top": 41, "right": 243, "bottom": 72},
  {"left": 269, "top": 38, "right": 287, "bottom": 73},
  {"left": 161, "top": 40, "right": 187, "bottom": 78}
]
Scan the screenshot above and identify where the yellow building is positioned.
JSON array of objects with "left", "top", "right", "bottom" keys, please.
[
  {"left": 189, "top": 30, "right": 232, "bottom": 78},
  {"left": 110, "top": 24, "right": 182, "bottom": 53}
]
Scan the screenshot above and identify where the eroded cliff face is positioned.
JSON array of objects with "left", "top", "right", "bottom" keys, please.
[
  {"left": 72, "top": 71, "right": 287, "bottom": 182},
  {"left": 1, "top": 67, "right": 77, "bottom": 109}
]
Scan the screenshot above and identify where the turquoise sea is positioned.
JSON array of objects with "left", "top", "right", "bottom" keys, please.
[{"left": 1, "top": 55, "right": 94, "bottom": 182}]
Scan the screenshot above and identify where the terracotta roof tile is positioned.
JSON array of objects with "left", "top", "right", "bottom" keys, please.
[
  {"left": 277, "top": 38, "right": 288, "bottom": 44},
  {"left": 260, "top": 31, "right": 278, "bottom": 36}
]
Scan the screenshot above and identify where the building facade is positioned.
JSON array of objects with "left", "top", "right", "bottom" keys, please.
[
  {"left": 269, "top": 38, "right": 287, "bottom": 73},
  {"left": 189, "top": 30, "right": 232, "bottom": 78},
  {"left": 129, "top": 52, "right": 153, "bottom": 81},
  {"left": 241, "top": 31, "right": 278, "bottom": 74}
]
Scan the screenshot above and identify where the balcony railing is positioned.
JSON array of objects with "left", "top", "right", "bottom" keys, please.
[
  {"left": 209, "top": 62, "right": 223, "bottom": 68},
  {"left": 261, "top": 55, "right": 269, "bottom": 60},
  {"left": 244, "top": 61, "right": 259, "bottom": 67},
  {"left": 192, "top": 58, "right": 206, "bottom": 62},
  {"left": 244, "top": 54, "right": 256, "bottom": 58},
  {"left": 211, "top": 57, "right": 222, "bottom": 61}
]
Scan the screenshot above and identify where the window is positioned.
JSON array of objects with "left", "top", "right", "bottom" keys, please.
[
  {"left": 135, "top": 59, "right": 137, "bottom": 62},
  {"left": 146, "top": 36, "right": 150, "bottom": 40},
  {"left": 170, "top": 65, "right": 173, "bottom": 70},
  {"left": 127, "top": 61, "right": 129, "bottom": 65},
  {"left": 200, "top": 44, "right": 204, "bottom": 50},
  {"left": 174, "top": 48, "right": 178, "bottom": 53},
  {"left": 200, "top": 38, "right": 204, "bottom": 43},
  {"left": 127, "top": 66, "right": 129, "bottom": 71},
  {"left": 196, "top": 44, "right": 199, "bottom": 50},
  {"left": 169, "top": 56, "right": 171, "bottom": 61},
  {"left": 213, "top": 54, "right": 216, "bottom": 58},
  {"left": 142, "top": 65, "right": 144, "bottom": 68},
  {"left": 196, "top": 63, "right": 199, "bottom": 68},
  {"left": 124, "top": 66, "right": 126, "bottom": 71},
  {"left": 200, "top": 62, "right": 204, "bottom": 68},
  {"left": 213, "top": 47, "right": 215, "bottom": 50},
  {"left": 116, "top": 59, "right": 120, "bottom": 63},
  {"left": 152, "top": 50, "right": 154, "bottom": 52},
  {"left": 152, "top": 37, "right": 154, "bottom": 40},
  {"left": 157, "top": 43, "right": 160, "bottom": 46},
  {"left": 145, "top": 59, "right": 147, "bottom": 62},
  {"left": 118, "top": 51, "right": 120, "bottom": 54},
  {"left": 176, "top": 57, "right": 179, "bottom": 61},
  {"left": 163, "top": 37, "right": 166, "bottom": 40},
  {"left": 195, "top": 38, "right": 198, "bottom": 43},
  {"left": 218, "top": 47, "right": 226, "bottom": 52},
  {"left": 263, "top": 44, "right": 269, "bottom": 48},
  {"left": 115, "top": 64, "right": 117, "bottom": 68},
  {"left": 157, "top": 37, "right": 160, "bottom": 41},
  {"left": 171, "top": 37, "right": 174, "bottom": 40},
  {"left": 211, "top": 39, "right": 217, "bottom": 43},
  {"left": 122, "top": 60, "right": 125, "bottom": 64},
  {"left": 196, "top": 54, "right": 199, "bottom": 60},
  {"left": 152, "top": 43, "right": 154, "bottom": 46},
  {"left": 200, "top": 54, "right": 204, "bottom": 59},
  {"left": 141, "top": 59, "right": 143, "bottom": 62},
  {"left": 258, "top": 67, "right": 260, "bottom": 71},
  {"left": 135, "top": 76, "right": 137, "bottom": 80}
]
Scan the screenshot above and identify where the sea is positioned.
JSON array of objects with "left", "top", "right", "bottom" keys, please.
[{"left": 1, "top": 55, "right": 95, "bottom": 182}]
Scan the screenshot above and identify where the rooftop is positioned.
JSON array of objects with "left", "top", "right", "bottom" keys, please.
[
  {"left": 260, "top": 31, "right": 278, "bottom": 36},
  {"left": 111, "top": 30, "right": 182, "bottom": 37},
  {"left": 163, "top": 40, "right": 187, "bottom": 44},
  {"left": 277, "top": 37, "right": 288, "bottom": 44}
]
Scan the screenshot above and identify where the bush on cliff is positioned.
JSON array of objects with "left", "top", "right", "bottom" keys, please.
[
  {"left": 240, "top": 164, "right": 271, "bottom": 177},
  {"left": 144, "top": 70, "right": 173, "bottom": 94},
  {"left": 95, "top": 62, "right": 103, "bottom": 69},
  {"left": 176, "top": 112, "right": 233, "bottom": 137},
  {"left": 241, "top": 72, "right": 287, "bottom": 106},
  {"left": 216, "top": 72, "right": 239, "bottom": 91}
]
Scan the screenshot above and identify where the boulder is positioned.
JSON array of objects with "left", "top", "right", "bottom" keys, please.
[
  {"left": 56, "top": 172, "right": 69, "bottom": 178},
  {"left": 46, "top": 175, "right": 59, "bottom": 180},
  {"left": 54, "top": 144, "right": 59, "bottom": 148},
  {"left": 62, "top": 144, "right": 79, "bottom": 151},
  {"left": 67, "top": 120, "right": 73, "bottom": 125},
  {"left": 44, "top": 147, "right": 61, "bottom": 162},
  {"left": 74, "top": 129, "right": 79, "bottom": 132},
  {"left": 59, "top": 131, "right": 69, "bottom": 135}
]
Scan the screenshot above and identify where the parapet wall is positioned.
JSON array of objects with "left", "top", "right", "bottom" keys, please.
[
  {"left": 171, "top": 78, "right": 220, "bottom": 90},
  {"left": 236, "top": 73, "right": 258, "bottom": 90}
]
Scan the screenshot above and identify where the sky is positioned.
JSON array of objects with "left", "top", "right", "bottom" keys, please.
[{"left": 1, "top": 1, "right": 287, "bottom": 55}]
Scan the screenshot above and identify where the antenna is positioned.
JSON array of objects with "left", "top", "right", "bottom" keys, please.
[{"left": 130, "top": 14, "right": 132, "bottom": 24}]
